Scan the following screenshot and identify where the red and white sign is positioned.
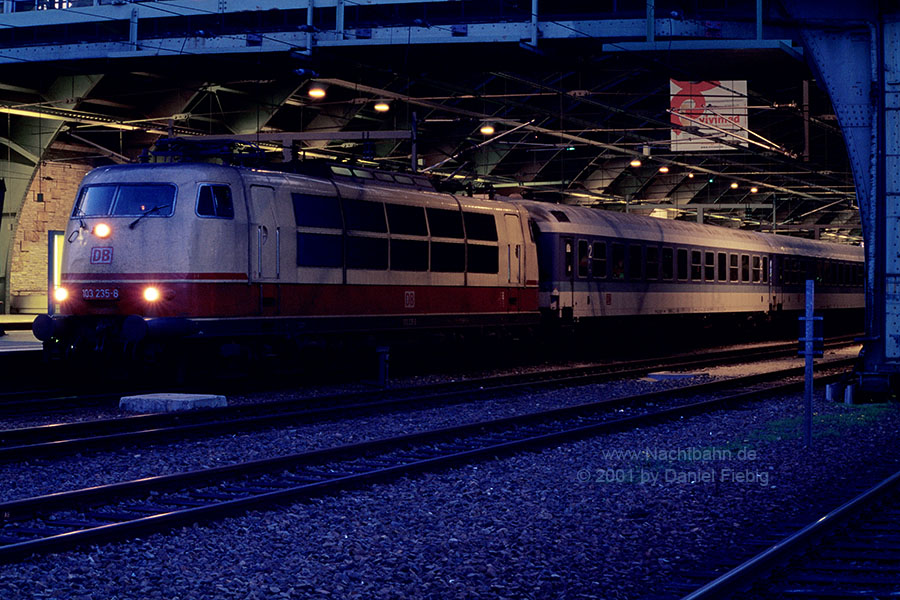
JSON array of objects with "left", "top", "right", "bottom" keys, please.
[
  {"left": 90, "top": 247, "right": 113, "bottom": 264},
  {"left": 670, "top": 80, "right": 748, "bottom": 152}
]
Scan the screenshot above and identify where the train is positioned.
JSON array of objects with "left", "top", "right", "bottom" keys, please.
[{"left": 32, "top": 159, "right": 864, "bottom": 357}]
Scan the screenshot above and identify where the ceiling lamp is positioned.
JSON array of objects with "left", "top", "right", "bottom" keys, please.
[
  {"left": 750, "top": 186, "right": 759, "bottom": 193},
  {"left": 308, "top": 87, "right": 326, "bottom": 99},
  {"left": 730, "top": 182, "right": 739, "bottom": 189},
  {"left": 687, "top": 172, "right": 695, "bottom": 179},
  {"left": 658, "top": 166, "right": 669, "bottom": 173},
  {"left": 629, "top": 158, "right": 642, "bottom": 167},
  {"left": 479, "top": 123, "right": 495, "bottom": 135},
  {"left": 373, "top": 101, "right": 390, "bottom": 113}
]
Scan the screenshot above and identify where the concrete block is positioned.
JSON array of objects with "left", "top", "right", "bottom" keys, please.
[
  {"left": 119, "top": 393, "right": 227, "bottom": 413},
  {"left": 825, "top": 382, "right": 844, "bottom": 402},
  {"left": 844, "top": 384, "right": 856, "bottom": 405}
]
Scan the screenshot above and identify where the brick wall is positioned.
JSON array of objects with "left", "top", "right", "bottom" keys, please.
[{"left": 9, "top": 162, "right": 92, "bottom": 309}]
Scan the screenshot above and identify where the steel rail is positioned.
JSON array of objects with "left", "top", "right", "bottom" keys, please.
[
  {"left": 0, "top": 366, "right": 851, "bottom": 564},
  {"left": 0, "top": 350, "right": 857, "bottom": 462},
  {"left": 680, "top": 468, "right": 900, "bottom": 600}
]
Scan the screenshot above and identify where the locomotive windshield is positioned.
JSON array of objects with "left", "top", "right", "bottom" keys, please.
[{"left": 73, "top": 184, "right": 176, "bottom": 217}]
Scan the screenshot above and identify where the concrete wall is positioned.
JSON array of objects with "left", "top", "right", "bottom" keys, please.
[{"left": 8, "top": 162, "right": 91, "bottom": 313}]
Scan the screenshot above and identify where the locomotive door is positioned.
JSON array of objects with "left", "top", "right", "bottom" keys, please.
[
  {"left": 249, "top": 185, "right": 280, "bottom": 314},
  {"left": 503, "top": 213, "right": 524, "bottom": 311}
]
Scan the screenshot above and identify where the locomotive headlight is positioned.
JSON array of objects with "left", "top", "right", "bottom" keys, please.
[
  {"left": 143, "top": 286, "right": 161, "bottom": 302},
  {"left": 53, "top": 287, "right": 69, "bottom": 302},
  {"left": 93, "top": 223, "right": 111, "bottom": 238}
]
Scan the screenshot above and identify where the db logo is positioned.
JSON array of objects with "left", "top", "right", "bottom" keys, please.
[
  {"left": 90, "top": 247, "right": 113, "bottom": 264},
  {"left": 404, "top": 291, "right": 415, "bottom": 308}
]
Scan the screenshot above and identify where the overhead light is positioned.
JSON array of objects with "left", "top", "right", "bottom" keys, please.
[
  {"left": 687, "top": 172, "right": 695, "bottom": 179},
  {"left": 308, "top": 87, "right": 326, "bottom": 99},
  {"left": 480, "top": 123, "right": 495, "bottom": 135},
  {"left": 750, "top": 186, "right": 759, "bottom": 193},
  {"left": 629, "top": 158, "right": 642, "bottom": 167},
  {"left": 730, "top": 182, "right": 739, "bottom": 189},
  {"left": 658, "top": 166, "right": 669, "bottom": 173},
  {"left": 373, "top": 101, "right": 390, "bottom": 113}
]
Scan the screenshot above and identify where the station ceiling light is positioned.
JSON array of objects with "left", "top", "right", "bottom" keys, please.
[
  {"left": 730, "top": 182, "right": 739, "bottom": 189},
  {"left": 373, "top": 101, "right": 390, "bottom": 112},
  {"left": 658, "top": 166, "right": 669, "bottom": 173},
  {"left": 308, "top": 87, "right": 327, "bottom": 99},
  {"left": 629, "top": 158, "right": 642, "bottom": 167},
  {"left": 479, "top": 123, "right": 495, "bottom": 135}
]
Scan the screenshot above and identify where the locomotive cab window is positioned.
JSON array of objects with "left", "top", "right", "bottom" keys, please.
[
  {"left": 73, "top": 184, "right": 175, "bottom": 217},
  {"left": 196, "top": 185, "right": 234, "bottom": 218}
]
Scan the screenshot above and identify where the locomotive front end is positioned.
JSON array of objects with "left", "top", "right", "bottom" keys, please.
[{"left": 33, "top": 163, "right": 246, "bottom": 354}]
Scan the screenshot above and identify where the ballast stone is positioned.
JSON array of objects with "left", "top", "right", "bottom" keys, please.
[{"left": 119, "top": 393, "right": 227, "bottom": 413}]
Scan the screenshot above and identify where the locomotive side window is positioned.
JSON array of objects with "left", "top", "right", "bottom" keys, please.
[
  {"left": 347, "top": 236, "right": 388, "bottom": 270},
  {"left": 661, "top": 247, "right": 674, "bottom": 280},
  {"left": 629, "top": 245, "right": 642, "bottom": 280},
  {"left": 646, "top": 246, "right": 659, "bottom": 280},
  {"left": 729, "top": 254, "right": 739, "bottom": 281},
  {"left": 432, "top": 242, "right": 465, "bottom": 272},
  {"left": 752, "top": 256, "right": 761, "bottom": 282},
  {"left": 426, "top": 207, "right": 464, "bottom": 238},
  {"left": 197, "top": 185, "right": 234, "bottom": 218},
  {"left": 577, "top": 240, "right": 589, "bottom": 278},
  {"left": 468, "top": 245, "right": 499, "bottom": 274},
  {"left": 386, "top": 204, "right": 427, "bottom": 236},
  {"left": 612, "top": 244, "right": 625, "bottom": 279},
  {"left": 292, "top": 193, "right": 342, "bottom": 228},
  {"left": 717, "top": 252, "right": 727, "bottom": 281},
  {"left": 343, "top": 199, "right": 387, "bottom": 232},
  {"left": 592, "top": 242, "right": 607, "bottom": 278},
  {"left": 297, "top": 233, "right": 342, "bottom": 268},
  {"left": 741, "top": 255, "right": 750, "bottom": 282},
  {"left": 704, "top": 251, "right": 715, "bottom": 281},
  {"left": 463, "top": 212, "right": 498, "bottom": 241},
  {"left": 391, "top": 239, "right": 428, "bottom": 271}
]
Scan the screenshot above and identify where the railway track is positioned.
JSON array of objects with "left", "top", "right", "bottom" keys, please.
[
  {"left": 679, "top": 467, "right": 900, "bottom": 599},
  {"left": 0, "top": 343, "right": 858, "bottom": 461},
  {"left": 0, "top": 335, "right": 859, "bottom": 417},
  {"left": 0, "top": 363, "right": 853, "bottom": 564}
]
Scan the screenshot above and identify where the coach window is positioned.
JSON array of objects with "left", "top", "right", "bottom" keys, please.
[
  {"left": 729, "top": 254, "right": 739, "bottom": 282},
  {"left": 629, "top": 245, "right": 643, "bottom": 280},
  {"left": 677, "top": 249, "right": 688, "bottom": 280},
  {"left": 646, "top": 247, "right": 659, "bottom": 280},
  {"left": 762, "top": 257, "right": 769, "bottom": 283},
  {"left": 752, "top": 256, "right": 761, "bottom": 283},
  {"left": 741, "top": 255, "right": 750, "bottom": 282},
  {"left": 690, "top": 250, "right": 702, "bottom": 281},
  {"left": 662, "top": 247, "right": 674, "bottom": 280},
  {"left": 717, "top": 252, "right": 727, "bottom": 281},
  {"left": 612, "top": 244, "right": 625, "bottom": 279},
  {"left": 592, "top": 242, "right": 607, "bottom": 279},
  {"left": 578, "top": 240, "right": 590, "bottom": 278},
  {"left": 704, "top": 251, "right": 715, "bottom": 281},
  {"left": 197, "top": 185, "right": 234, "bottom": 218}
]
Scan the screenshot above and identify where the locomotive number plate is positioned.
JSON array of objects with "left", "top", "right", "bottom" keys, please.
[{"left": 82, "top": 286, "right": 120, "bottom": 300}]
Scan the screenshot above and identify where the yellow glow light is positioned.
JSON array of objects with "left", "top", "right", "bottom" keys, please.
[
  {"left": 373, "top": 101, "right": 390, "bottom": 112},
  {"left": 730, "top": 182, "right": 739, "bottom": 189},
  {"left": 93, "top": 223, "right": 111, "bottom": 238},
  {"left": 308, "top": 87, "right": 326, "bottom": 99},
  {"left": 687, "top": 172, "right": 695, "bottom": 178},
  {"left": 750, "top": 186, "right": 759, "bottom": 193},
  {"left": 629, "top": 159, "right": 642, "bottom": 167},
  {"left": 143, "top": 287, "right": 161, "bottom": 302},
  {"left": 658, "top": 166, "right": 669, "bottom": 173},
  {"left": 53, "top": 287, "right": 68, "bottom": 302},
  {"left": 480, "top": 124, "right": 495, "bottom": 135}
]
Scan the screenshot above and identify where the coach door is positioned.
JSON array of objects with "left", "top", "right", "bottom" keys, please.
[
  {"left": 562, "top": 236, "right": 575, "bottom": 318},
  {"left": 249, "top": 185, "right": 280, "bottom": 313},
  {"left": 503, "top": 213, "right": 524, "bottom": 311}
]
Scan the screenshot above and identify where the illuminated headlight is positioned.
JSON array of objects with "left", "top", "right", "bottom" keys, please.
[
  {"left": 53, "top": 287, "right": 69, "bottom": 302},
  {"left": 143, "top": 286, "right": 161, "bottom": 302},
  {"left": 93, "top": 223, "right": 111, "bottom": 238}
]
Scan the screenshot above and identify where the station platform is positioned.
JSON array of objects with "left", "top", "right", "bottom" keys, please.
[{"left": 0, "top": 315, "right": 41, "bottom": 352}]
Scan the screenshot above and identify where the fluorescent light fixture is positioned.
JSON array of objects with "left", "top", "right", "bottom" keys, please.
[
  {"left": 308, "top": 87, "right": 326, "bottom": 99},
  {"left": 373, "top": 101, "right": 390, "bottom": 112}
]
